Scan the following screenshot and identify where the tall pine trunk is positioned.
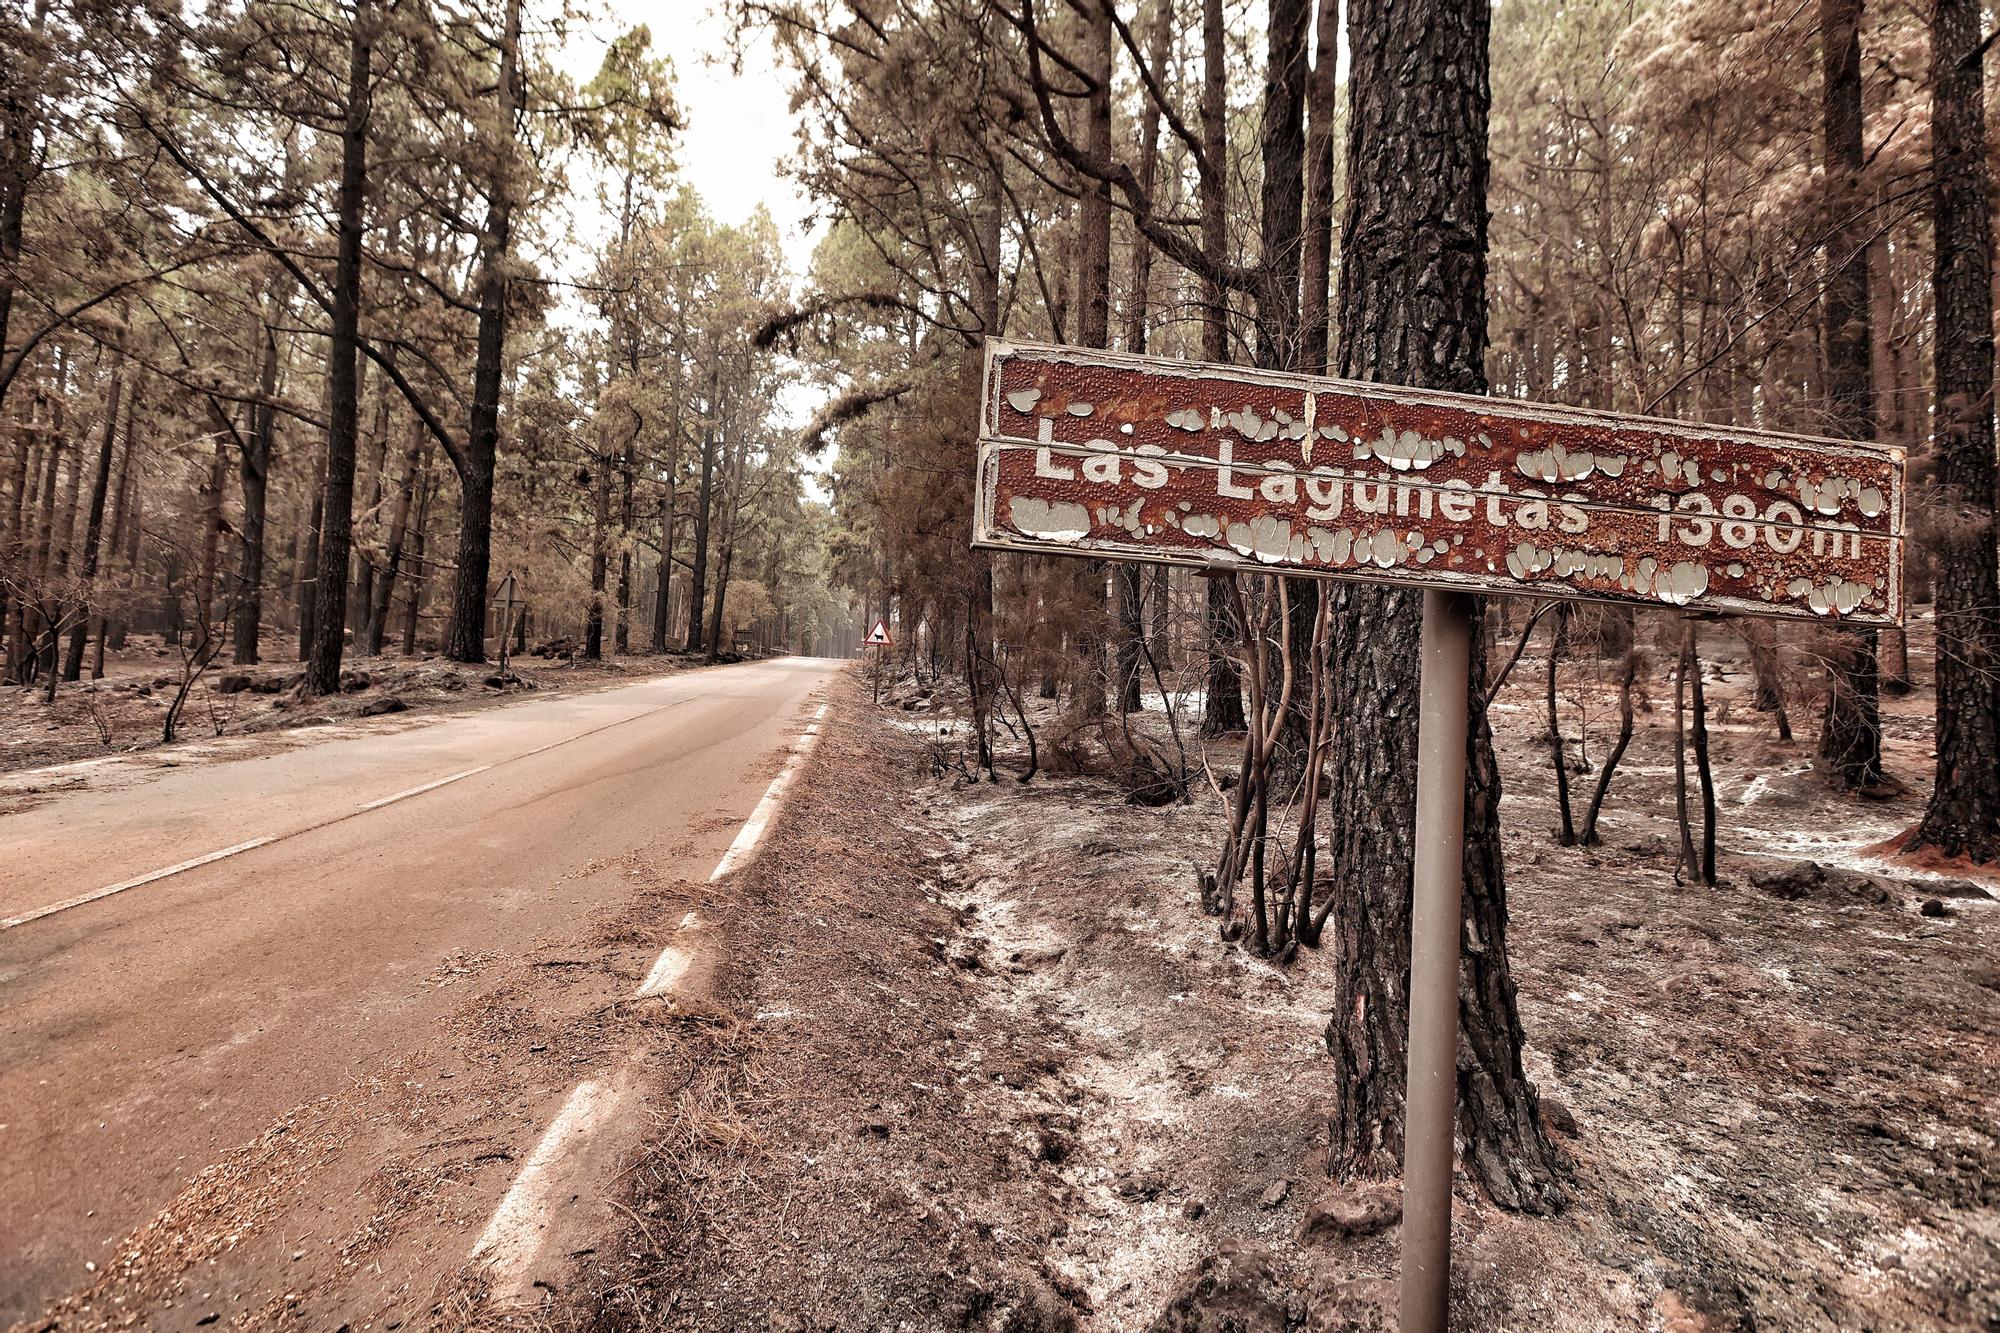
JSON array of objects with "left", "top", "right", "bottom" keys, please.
[
  {"left": 306, "top": 4, "right": 371, "bottom": 696},
  {"left": 364, "top": 425, "right": 422, "bottom": 654},
  {"left": 443, "top": 0, "right": 522, "bottom": 665},
  {"left": 1906, "top": 0, "right": 2000, "bottom": 860},
  {"left": 967, "top": 153, "right": 1003, "bottom": 773},
  {"left": 1814, "top": 0, "right": 1886, "bottom": 789},
  {"left": 61, "top": 352, "right": 124, "bottom": 680},
  {"left": 1115, "top": 5, "right": 1171, "bottom": 716},
  {"left": 1322, "top": 0, "right": 1563, "bottom": 1213},
  {"left": 1197, "top": 0, "right": 1246, "bottom": 737},
  {"left": 1298, "top": 0, "right": 1339, "bottom": 376},
  {"left": 686, "top": 366, "right": 719, "bottom": 653},
  {"left": 233, "top": 312, "right": 280, "bottom": 664},
  {"left": 1256, "top": 0, "right": 1314, "bottom": 758},
  {"left": 586, "top": 434, "right": 609, "bottom": 660},
  {"left": 1071, "top": 0, "right": 1113, "bottom": 716}
]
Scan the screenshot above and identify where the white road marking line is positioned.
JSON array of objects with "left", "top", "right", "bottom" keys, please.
[
  {"left": 1, "top": 837, "right": 277, "bottom": 931},
  {"left": 471, "top": 1077, "right": 620, "bottom": 1284},
  {"left": 707, "top": 704, "right": 830, "bottom": 883},
  {"left": 474, "top": 696, "right": 833, "bottom": 1283},
  {"left": 633, "top": 944, "right": 693, "bottom": 999},
  {"left": 4, "top": 694, "right": 710, "bottom": 931},
  {"left": 355, "top": 765, "right": 492, "bottom": 811}
]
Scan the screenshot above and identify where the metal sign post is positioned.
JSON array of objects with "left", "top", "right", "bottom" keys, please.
[
  {"left": 1403, "top": 588, "right": 1474, "bottom": 1329},
  {"left": 969, "top": 338, "right": 1907, "bottom": 1328},
  {"left": 863, "top": 618, "right": 893, "bottom": 703},
  {"left": 493, "top": 572, "right": 519, "bottom": 679}
]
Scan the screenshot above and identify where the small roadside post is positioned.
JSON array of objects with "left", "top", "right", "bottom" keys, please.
[
  {"left": 971, "top": 338, "right": 1905, "bottom": 1328},
  {"left": 863, "top": 617, "right": 893, "bottom": 703},
  {"left": 494, "top": 572, "right": 519, "bottom": 680}
]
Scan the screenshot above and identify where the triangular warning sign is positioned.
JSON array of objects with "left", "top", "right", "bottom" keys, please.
[{"left": 863, "top": 618, "right": 893, "bottom": 647}]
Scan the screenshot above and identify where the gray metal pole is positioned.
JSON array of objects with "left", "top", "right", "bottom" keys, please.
[{"left": 1400, "top": 587, "right": 1475, "bottom": 1331}]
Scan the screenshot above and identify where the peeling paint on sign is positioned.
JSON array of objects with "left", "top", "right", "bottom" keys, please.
[{"left": 973, "top": 340, "right": 1906, "bottom": 625}]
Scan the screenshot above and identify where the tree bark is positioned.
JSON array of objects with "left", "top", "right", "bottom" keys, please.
[
  {"left": 705, "top": 432, "right": 749, "bottom": 659},
  {"left": 61, "top": 352, "right": 124, "bottom": 681},
  {"left": 1546, "top": 604, "right": 1574, "bottom": 845},
  {"left": 1322, "top": 0, "right": 1562, "bottom": 1213},
  {"left": 686, "top": 361, "right": 720, "bottom": 653},
  {"left": 233, "top": 309, "right": 281, "bottom": 664},
  {"left": 401, "top": 463, "right": 428, "bottom": 655},
  {"left": 442, "top": 0, "right": 523, "bottom": 665},
  {"left": 363, "top": 424, "right": 422, "bottom": 654},
  {"left": 1813, "top": 0, "right": 1885, "bottom": 788},
  {"left": 1114, "top": 4, "right": 1170, "bottom": 717},
  {"left": 649, "top": 348, "right": 685, "bottom": 654},
  {"left": 968, "top": 155, "right": 1003, "bottom": 773},
  {"left": 1255, "top": 0, "right": 1311, "bottom": 371},
  {"left": 1299, "top": 0, "right": 1340, "bottom": 376},
  {"left": 0, "top": 0, "right": 48, "bottom": 423},
  {"left": 1071, "top": 0, "right": 1114, "bottom": 717},
  {"left": 306, "top": 4, "right": 371, "bottom": 696},
  {"left": 1907, "top": 0, "right": 2000, "bottom": 860},
  {"left": 616, "top": 431, "right": 634, "bottom": 655},
  {"left": 296, "top": 483, "right": 321, "bottom": 662},
  {"left": 1254, "top": 0, "right": 1315, "bottom": 760},
  {"left": 98, "top": 386, "right": 137, "bottom": 667},
  {"left": 1197, "top": 0, "right": 1246, "bottom": 737},
  {"left": 586, "top": 437, "right": 609, "bottom": 660}
]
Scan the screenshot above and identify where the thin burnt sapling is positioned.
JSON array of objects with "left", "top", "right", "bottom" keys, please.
[
  {"left": 1739, "top": 618, "right": 1794, "bottom": 742},
  {"left": 1547, "top": 603, "right": 1576, "bottom": 846},
  {"left": 1210, "top": 574, "right": 1298, "bottom": 955},
  {"left": 1580, "top": 627, "right": 1643, "bottom": 846},
  {"left": 1672, "top": 618, "right": 1719, "bottom": 886}
]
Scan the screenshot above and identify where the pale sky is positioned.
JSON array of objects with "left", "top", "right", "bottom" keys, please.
[{"left": 559, "top": 3, "right": 823, "bottom": 273}]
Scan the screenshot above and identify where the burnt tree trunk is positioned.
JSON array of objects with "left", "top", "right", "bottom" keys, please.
[
  {"left": 1298, "top": 0, "right": 1339, "bottom": 376},
  {"left": 1907, "top": 0, "right": 2000, "bottom": 860},
  {"left": 1741, "top": 618, "right": 1794, "bottom": 741},
  {"left": 98, "top": 388, "right": 137, "bottom": 668},
  {"left": 401, "top": 464, "right": 429, "bottom": 655},
  {"left": 1255, "top": 0, "right": 1316, "bottom": 760},
  {"left": 195, "top": 429, "right": 227, "bottom": 638},
  {"left": 705, "top": 432, "right": 749, "bottom": 659},
  {"left": 685, "top": 366, "right": 719, "bottom": 654},
  {"left": 1321, "top": 0, "right": 1562, "bottom": 1213},
  {"left": 1689, "top": 627, "right": 1718, "bottom": 884},
  {"left": 1115, "top": 5, "right": 1170, "bottom": 717},
  {"left": 1546, "top": 603, "right": 1574, "bottom": 845},
  {"left": 1072, "top": 0, "right": 1113, "bottom": 717},
  {"left": 296, "top": 483, "right": 321, "bottom": 662},
  {"left": 61, "top": 352, "right": 124, "bottom": 681},
  {"left": 305, "top": 6, "right": 370, "bottom": 696},
  {"left": 616, "top": 425, "right": 634, "bottom": 655},
  {"left": 1580, "top": 636, "right": 1639, "bottom": 846},
  {"left": 650, "top": 357, "right": 684, "bottom": 655},
  {"left": 1197, "top": 0, "right": 1245, "bottom": 737},
  {"left": 364, "top": 425, "right": 422, "bottom": 654},
  {"left": 233, "top": 311, "right": 280, "bottom": 664},
  {"left": 1813, "top": 0, "right": 1886, "bottom": 788},
  {"left": 969, "top": 157, "right": 1003, "bottom": 774},
  {"left": 442, "top": 0, "right": 522, "bottom": 665},
  {"left": 586, "top": 440, "right": 609, "bottom": 661}
]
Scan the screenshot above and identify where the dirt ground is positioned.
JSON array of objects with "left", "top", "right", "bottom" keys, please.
[
  {"left": 513, "top": 616, "right": 1997, "bottom": 1333},
  {"left": 0, "top": 632, "right": 726, "bottom": 779}
]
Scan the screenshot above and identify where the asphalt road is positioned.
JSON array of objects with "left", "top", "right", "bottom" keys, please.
[{"left": 0, "top": 656, "right": 841, "bottom": 1325}]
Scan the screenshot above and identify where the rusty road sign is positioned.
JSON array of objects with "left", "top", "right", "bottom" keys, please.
[
  {"left": 969, "top": 337, "right": 1908, "bottom": 1331},
  {"left": 975, "top": 340, "right": 1905, "bottom": 625}
]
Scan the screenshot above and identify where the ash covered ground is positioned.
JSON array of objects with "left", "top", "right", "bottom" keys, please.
[{"left": 529, "top": 616, "right": 1997, "bottom": 1332}]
